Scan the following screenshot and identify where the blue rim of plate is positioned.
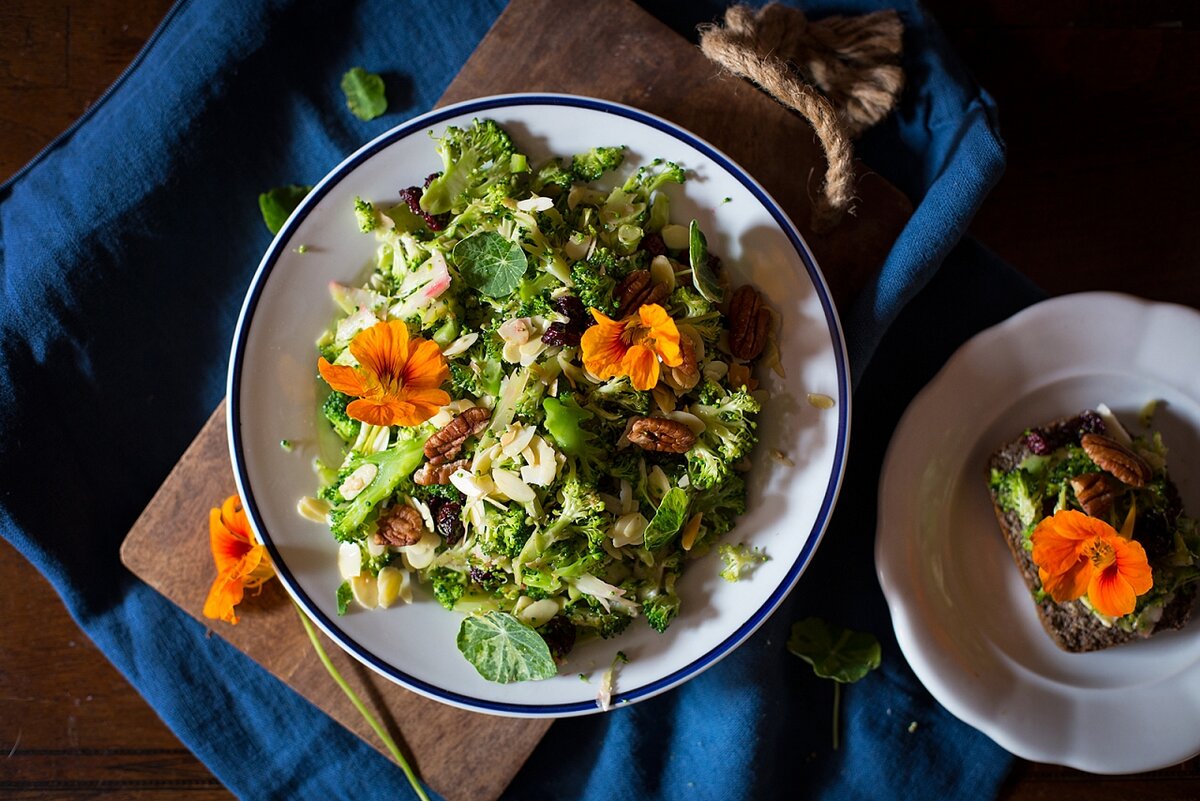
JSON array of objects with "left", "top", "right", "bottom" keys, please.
[{"left": 228, "top": 93, "right": 851, "bottom": 716}]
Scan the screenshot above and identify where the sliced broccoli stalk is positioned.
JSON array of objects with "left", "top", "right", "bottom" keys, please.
[{"left": 329, "top": 435, "right": 429, "bottom": 542}]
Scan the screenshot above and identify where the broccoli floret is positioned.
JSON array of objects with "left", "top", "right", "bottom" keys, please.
[
  {"left": 449, "top": 361, "right": 480, "bottom": 398},
  {"left": 514, "top": 379, "right": 547, "bottom": 425},
  {"left": 409, "top": 482, "right": 464, "bottom": 504},
  {"left": 718, "top": 542, "right": 768, "bottom": 582},
  {"left": 542, "top": 394, "right": 605, "bottom": 477},
  {"left": 566, "top": 601, "right": 634, "bottom": 640},
  {"left": 622, "top": 158, "right": 686, "bottom": 200},
  {"left": 697, "top": 380, "right": 724, "bottom": 406},
  {"left": 420, "top": 119, "right": 524, "bottom": 215},
  {"left": 571, "top": 146, "right": 626, "bottom": 182},
  {"left": 532, "top": 158, "right": 574, "bottom": 195},
  {"left": 691, "top": 473, "right": 748, "bottom": 548},
  {"left": 670, "top": 285, "right": 714, "bottom": 319},
  {"left": 429, "top": 567, "right": 468, "bottom": 610},
  {"left": 322, "top": 391, "right": 362, "bottom": 443},
  {"left": 479, "top": 506, "right": 534, "bottom": 559},
  {"left": 686, "top": 389, "right": 761, "bottom": 490},
  {"left": 353, "top": 196, "right": 378, "bottom": 232},
  {"left": 642, "top": 551, "right": 683, "bottom": 633},
  {"left": 546, "top": 478, "right": 608, "bottom": 544},
  {"left": 989, "top": 468, "right": 1043, "bottom": 534},
  {"left": 589, "top": 378, "right": 650, "bottom": 416},
  {"left": 569, "top": 260, "right": 617, "bottom": 315}
]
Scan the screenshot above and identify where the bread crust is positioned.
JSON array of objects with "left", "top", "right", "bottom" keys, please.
[{"left": 987, "top": 414, "right": 1197, "bottom": 653}]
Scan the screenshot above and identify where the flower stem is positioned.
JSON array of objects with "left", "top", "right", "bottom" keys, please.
[{"left": 295, "top": 605, "right": 431, "bottom": 801}]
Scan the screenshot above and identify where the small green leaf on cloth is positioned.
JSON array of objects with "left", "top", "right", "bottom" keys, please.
[
  {"left": 258, "top": 184, "right": 312, "bottom": 234},
  {"left": 787, "top": 617, "right": 881, "bottom": 683},
  {"left": 340, "top": 67, "right": 388, "bottom": 121},
  {"left": 453, "top": 231, "right": 528, "bottom": 298},
  {"left": 457, "top": 611, "right": 557, "bottom": 683}
]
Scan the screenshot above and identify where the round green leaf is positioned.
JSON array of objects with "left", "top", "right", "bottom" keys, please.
[
  {"left": 340, "top": 67, "right": 387, "bottom": 122},
  {"left": 689, "top": 220, "right": 724, "bottom": 303},
  {"left": 457, "top": 611, "right": 557, "bottom": 683},
  {"left": 453, "top": 231, "right": 528, "bottom": 298},
  {"left": 787, "top": 617, "right": 882, "bottom": 684}
]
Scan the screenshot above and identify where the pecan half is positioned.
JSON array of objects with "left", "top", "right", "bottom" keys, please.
[
  {"left": 1080, "top": 433, "right": 1153, "bottom": 488},
  {"left": 375, "top": 504, "right": 425, "bottom": 547},
  {"left": 728, "top": 284, "right": 770, "bottom": 361},
  {"left": 669, "top": 333, "right": 700, "bottom": 391},
  {"left": 627, "top": 417, "right": 697, "bottom": 453},
  {"left": 614, "top": 270, "right": 669, "bottom": 318},
  {"left": 424, "top": 407, "right": 490, "bottom": 465},
  {"left": 1069, "top": 472, "right": 1124, "bottom": 518},
  {"left": 413, "top": 458, "right": 470, "bottom": 486}
]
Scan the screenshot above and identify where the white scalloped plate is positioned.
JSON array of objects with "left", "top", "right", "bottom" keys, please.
[
  {"left": 876, "top": 292, "right": 1200, "bottom": 772},
  {"left": 228, "top": 94, "right": 850, "bottom": 717}
]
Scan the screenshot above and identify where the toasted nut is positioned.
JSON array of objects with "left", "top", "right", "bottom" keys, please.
[
  {"left": 424, "top": 407, "right": 491, "bottom": 465},
  {"left": 627, "top": 417, "right": 697, "bottom": 453},
  {"left": 1070, "top": 472, "right": 1124, "bottom": 517},
  {"left": 413, "top": 458, "right": 470, "bottom": 486},
  {"left": 374, "top": 505, "right": 425, "bottom": 547},
  {"left": 728, "top": 284, "right": 770, "bottom": 361},
  {"left": 670, "top": 333, "right": 700, "bottom": 391},
  {"left": 1080, "top": 433, "right": 1153, "bottom": 487},
  {"left": 614, "top": 270, "right": 670, "bottom": 318}
]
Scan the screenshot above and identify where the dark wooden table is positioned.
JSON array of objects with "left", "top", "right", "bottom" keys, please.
[{"left": 1, "top": 1, "right": 1197, "bottom": 798}]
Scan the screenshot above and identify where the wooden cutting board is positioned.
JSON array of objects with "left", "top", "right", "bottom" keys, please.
[{"left": 120, "top": 2, "right": 912, "bottom": 800}]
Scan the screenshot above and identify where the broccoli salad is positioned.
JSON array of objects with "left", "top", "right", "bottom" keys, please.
[{"left": 303, "top": 118, "right": 775, "bottom": 680}]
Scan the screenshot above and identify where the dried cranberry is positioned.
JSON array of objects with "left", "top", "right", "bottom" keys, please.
[
  {"left": 538, "top": 617, "right": 577, "bottom": 661},
  {"left": 542, "top": 321, "right": 581, "bottom": 347},
  {"left": 436, "top": 501, "right": 464, "bottom": 545},
  {"left": 1075, "top": 411, "right": 1106, "bottom": 437},
  {"left": 552, "top": 294, "right": 588, "bottom": 323},
  {"left": 1134, "top": 510, "right": 1174, "bottom": 561},
  {"left": 423, "top": 172, "right": 441, "bottom": 188},
  {"left": 1025, "top": 429, "right": 1052, "bottom": 455},
  {"left": 641, "top": 232, "right": 667, "bottom": 257},
  {"left": 398, "top": 185, "right": 450, "bottom": 231}
]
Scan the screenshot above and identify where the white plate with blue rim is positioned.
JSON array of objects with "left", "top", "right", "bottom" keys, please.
[
  {"left": 228, "top": 93, "right": 850, "bottom": 716},
  {"left": 876, "top": 292, "right": 1200, "bottom": 772}
]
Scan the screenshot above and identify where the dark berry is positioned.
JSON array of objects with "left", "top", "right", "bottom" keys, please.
[
  {"left": 641, "top": 232, "right": 667, "bottom": 257},
  {"left": 539, "top": 616, "right": 577, "bottom": 661},
  {"left": 1075, "top": 410, "right": 1106, "bottom": 436},
  {"left": 398, "top": 185, "right": 450, "bottom": 231},
  {"left": 1134, "top": 510, "right": 1174, "bottom": 562},
  {"left": 423, "top": 172, "right": 441, "bottom": 188},
  {"left": 1025, "top": 429, "right": 1052, "bottom": 455},
  {"left": 552, "top": 294, "right": 588, "bottom": 324},
  {"left": 542, "top": 321, "right": 581, "bottom": 347},
  {"left": 436, "top": 501, "right": 464, "bottom": 545}
]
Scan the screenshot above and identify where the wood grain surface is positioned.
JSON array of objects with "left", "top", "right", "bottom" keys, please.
[{"left": 2, "top": 1, "right": 1199, "bottom": 800}]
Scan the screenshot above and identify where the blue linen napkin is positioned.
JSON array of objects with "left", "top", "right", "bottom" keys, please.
[{"left": 0, "top": 0, "right": 1033, "bottom": 797}]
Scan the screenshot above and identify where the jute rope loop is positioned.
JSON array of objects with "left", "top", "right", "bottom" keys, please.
[{"left": 699, "top": 4, "right": 904, "bottom": 231}]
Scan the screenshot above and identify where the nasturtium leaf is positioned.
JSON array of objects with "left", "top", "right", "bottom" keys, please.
[
  {"left": 453, "top": 231, "right": 528, "bottom": 298},
  {"left": 689, "top": 220, "right": 724, "bottom": 303},
  {"left": 335, "top": 581, "right": 353, "bottom": 616},
  {"left": 787, "top": 617, "right": 881, "bottom": 683},
  {"left": 643, "top": 487, "right": 690, "bottom": 550},
  {"left": 258, "top": 184, "right": 312, "bottom": 234},
  {"left": 457, "top": 611, "right": 557, "bottom": 683},
  {"left": 340, "top": 67, "right": 388, "bottom": 121}
]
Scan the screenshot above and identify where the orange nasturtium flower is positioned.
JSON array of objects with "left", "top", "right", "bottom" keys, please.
[
  {"left": 1030, "top": 509, "right": 1153, "bottom": 618},
  {"left": 203, "top": 495, "right": 274, "bottom": 625},
  {"left": 317, "top": 319, "right": 450, "bottom": 428},
  {"left": 580, "top": 304, "right": 683, "bottom": 391}
]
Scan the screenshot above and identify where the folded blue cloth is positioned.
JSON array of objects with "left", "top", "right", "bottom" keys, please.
[{"left": 0, "top": 0, "right": 1031, "bottom": 797}]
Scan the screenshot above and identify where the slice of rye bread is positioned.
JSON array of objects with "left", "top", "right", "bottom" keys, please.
[{"left": 987, "top": 413, "right": 1198, "bottom": 653}]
